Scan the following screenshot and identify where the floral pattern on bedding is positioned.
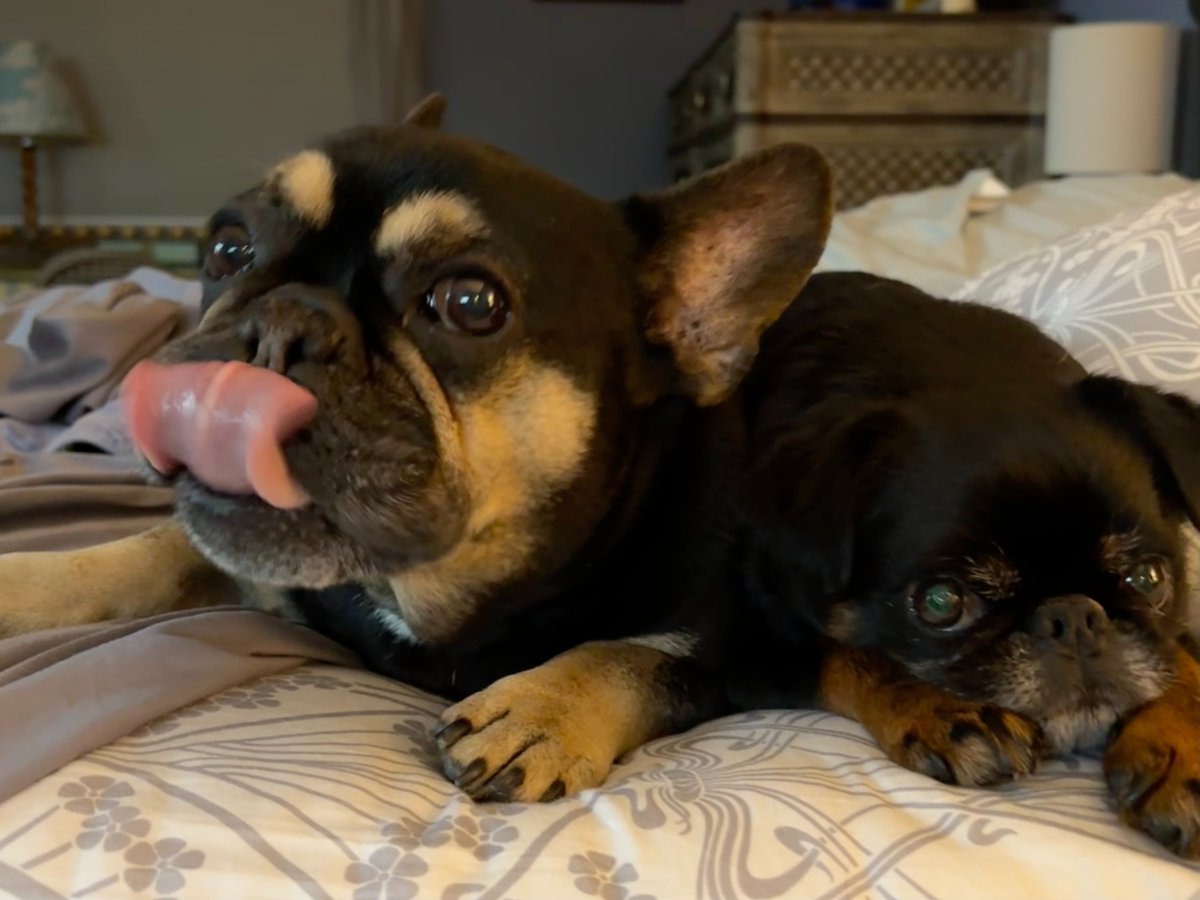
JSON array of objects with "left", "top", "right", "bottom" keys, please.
[{"left": 1, "top": 666, "right": 1198, "bottom": 900}]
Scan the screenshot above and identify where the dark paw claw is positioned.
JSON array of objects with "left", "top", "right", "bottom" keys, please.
[
  {"left": 949, "top": 721, "right": 985, "bottom": 744},
  {"left": 1109, "top": 748, "right": 1173, "bottom": 809},
  {"left": 919, "top": 750, "right": 955, "bottom": 785},
  {"left": 1144, "top": 815, "right": 1187, "bottom": 855},
  {"left": 977, "top": 707, "right": 1010, "bottom": 738},
  {"left": 539, "top": 779, "right": 566, "bottom": 803},
  {"left": 435, "top": 717, "right": 472, "bottom": 749},
  {"left": 454, "top": 757, "right": 486, "bottom": 789},
  {"left": 476, "top": 766, "right": 525, "bottom": 802}
]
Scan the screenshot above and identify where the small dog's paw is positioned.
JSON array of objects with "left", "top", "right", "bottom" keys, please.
[
  {"left": 1104, "top": 701, "right": 1200, "bottom": 859},
  {"left": 887, "top": 702, "right": 1043, "bottom": 787},
  {"left": 434, "top": 671, "right": 612, "bottom": 803}
]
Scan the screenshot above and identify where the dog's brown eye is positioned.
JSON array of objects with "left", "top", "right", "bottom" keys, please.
[
  {"left": 424, "top": 276, "right": 509, "bottom": 336},
  {"left": 1123, "top": 558, "right": 1169, "bottom": 605},
  {"left": 911, "top": 580, "right": 969, "bottom": 629},
  {"left": 204, "top": 224, "right": 255, "bottom": 280}
]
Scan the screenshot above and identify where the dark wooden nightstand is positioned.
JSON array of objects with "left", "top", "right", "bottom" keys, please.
[{"left": 668, "top": 11, "right": 1071, "bottom": 210}]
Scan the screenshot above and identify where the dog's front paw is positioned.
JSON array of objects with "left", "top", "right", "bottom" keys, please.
[
  {"left": 886, "top": 701, "right": 1043, "bottom": 787},
  {"left": 434, "top": 671, "right": 612, "bottom": 803},
  {"left": 1104, "top": 698, "right": 1200, "bottom": 859}
]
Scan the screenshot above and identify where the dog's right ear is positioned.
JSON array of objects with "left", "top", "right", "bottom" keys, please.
[
  {"left": 626, "top": 145, "right": 833, "bottom": 406},
  {"left": 404, "top": 93, "right": 447, "bottom": 129},
  {"left": 1076, "top": 375, "right": 1200, "bottom": 528}
]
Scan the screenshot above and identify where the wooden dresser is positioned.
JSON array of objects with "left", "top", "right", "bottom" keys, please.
[{"left": 668, "top": 12, "right": 1067, "bottom": 210}]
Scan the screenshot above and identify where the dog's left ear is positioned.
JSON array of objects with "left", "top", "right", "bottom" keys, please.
[
  {"left": 404, "top": 93, "right": 447, "bottom": 129},
  {"left": 1077, "top": 375, "right": 1200, "bottom": 527},
  {"left": 626, "top": 145, "right": 833, "bottom": 406}
]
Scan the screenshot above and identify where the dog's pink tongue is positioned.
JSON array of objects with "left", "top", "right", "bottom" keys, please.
[{"left": 121, "top": 360, "right": 318, "bottom": 509}]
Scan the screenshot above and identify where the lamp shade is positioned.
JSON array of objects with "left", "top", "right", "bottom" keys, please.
[
  {"left": 1044, "top": 23, "right": 1180, "bottom": 176},
  {"left": 0, "top": 40, "right": 86, "bottom": 140}
]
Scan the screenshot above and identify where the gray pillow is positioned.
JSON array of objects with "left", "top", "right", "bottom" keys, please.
[{"left": 954, "top": 186, "right": 1200, "bottom": 402}]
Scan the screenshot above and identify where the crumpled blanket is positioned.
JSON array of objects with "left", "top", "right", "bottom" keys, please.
[
  {"left": 0, "top": 267, "right": 201, "bottom": 454},
  {"left": 0, "top": 608, "right": 358, "bottom": 803},
  {"left": 0, "top": 270, "right": 365, "bottom": 805},
  {"left": 0, "top": 268, "right": 199, "bottom": 552}
]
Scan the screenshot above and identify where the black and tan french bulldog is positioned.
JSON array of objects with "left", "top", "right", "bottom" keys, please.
[
  {"left": 0, "top": 95, "right": 832, "bottom": 802},
  {"left": 734, "top": 272, "right": 1200, "bottom": 859},
  {"left": 2, "top": 95, "right": 1199, "bottom": 861}
]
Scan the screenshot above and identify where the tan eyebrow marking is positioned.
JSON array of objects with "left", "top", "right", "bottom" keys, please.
[
  {"left": 269, "top": 150, "right": 335, "bottom": 228},
  {"left": 373, "top": 190, "right": 488, "bottom": 256}
]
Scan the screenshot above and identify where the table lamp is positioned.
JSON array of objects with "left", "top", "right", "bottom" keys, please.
[
  {"left": 0, "top": 40, "right": 87, "bottom": 239},
  {"left": 1044, "top": 23, "right": 1181, "bottom": 175}
]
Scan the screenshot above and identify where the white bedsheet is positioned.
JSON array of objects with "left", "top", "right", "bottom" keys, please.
[
  {"left": 2, "top": 665, "right": 1197, "bottom": 900},
  {"left": 817, "top": 170, "right": 1194, "bottom": 296}
]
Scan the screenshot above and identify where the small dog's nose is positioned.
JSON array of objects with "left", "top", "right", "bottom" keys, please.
[
  {"left": 240, "top": 285, "right": 365, "bottom": 374},
  {"left": 1030, "top": 595, "right": 1110, "bottom": 656}
]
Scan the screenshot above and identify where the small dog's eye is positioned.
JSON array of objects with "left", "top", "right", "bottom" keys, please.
[
  {"left": 423, "top": 276, "right": 509, "bottom": 336},
  {"left": 909, "top": 579, "right": 981, "bottom": 630},
  {"left": 1122, "top": 557, "right": 1170, "bottom": 605},
  {"left": 204, "top": 224, "right": 255, "bottom": 280}
]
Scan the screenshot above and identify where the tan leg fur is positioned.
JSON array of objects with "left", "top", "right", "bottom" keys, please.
[{"left": 0, "top": 522, "right": 234, "bottom": 636}]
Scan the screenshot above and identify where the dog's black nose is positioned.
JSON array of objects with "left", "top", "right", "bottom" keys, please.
[
  {"left": 1030, "top": 595, "right": 1110, "bottom": 656},
  {"left": 240, "top": 285, "right": 365, "bottom": 374}
]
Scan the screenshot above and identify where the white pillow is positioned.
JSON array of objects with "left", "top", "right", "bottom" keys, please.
[{"left": 817, "top": 170, "right": 1191, "bottom": 297}]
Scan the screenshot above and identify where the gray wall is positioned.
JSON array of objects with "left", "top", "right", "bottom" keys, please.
[
  {"left": 1, "top": 0, "right": 363, "bottom": 223},
  {"left": 1062, "top": 0, "right": 1192, "bottom": 26},
  {"left": 1, "top": 0, "right": 1194, "bottom": 222},
  {"left": 428, "top": 0, "right": 781, "bottom": 200},
  {"left": 434, "top": 0, "right": 1199, "bottom": 192},
  {"left": 1, "top": 0, "right": 776, "bottom": 222}
]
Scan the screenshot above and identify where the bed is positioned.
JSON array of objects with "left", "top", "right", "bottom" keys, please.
[{"left": 2, "top": 171, "right": 1199, "bottom": 900}]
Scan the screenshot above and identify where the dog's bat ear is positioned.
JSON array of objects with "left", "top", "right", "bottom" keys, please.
[
  {"left": 740, "top": 407, "right": 904, "bottom": 602},
  {"left": 624, "top": 144, "right": 833, "bottom": 406},
  {"left": 1077, "top": 375, "right": 1200, "bottom": 528},
  {"left": 404, "top": 93, "right": 448, "bottom": 129}
]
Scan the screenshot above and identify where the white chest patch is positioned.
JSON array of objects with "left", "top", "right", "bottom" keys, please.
[
  {"left": 1042, "top": 706, "right": 1119, "bottom": 756},
  {"left": 374, "top": 607, "right": 419, "bottom": 644},
  {"left": 627, "top": 630, "right": 699, "bottom": 659}
]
